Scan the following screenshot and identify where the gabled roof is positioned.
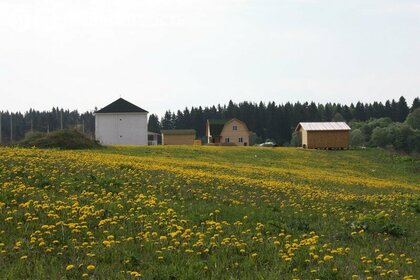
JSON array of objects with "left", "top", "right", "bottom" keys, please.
[
  {"left": 207, "top": 118, "right": 250, "bottom": 137},
  {"left": 161, "top": 129, "right": 196, "bottom": 135},
  {"left": 96, "top": 98, "right": 148, "bottom": 113},
  {"left": 295, "top": 122, "right": 351, "bottom": 131},
  {"left": 208, "top": 119, "right": 230, "bottom": 125}
]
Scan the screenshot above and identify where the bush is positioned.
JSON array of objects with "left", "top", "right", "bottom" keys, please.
[
  {"left": 405, "top": 108, "right": 420, "bottom": 130},
  {"left": 370, "top": 127, "right": 391, "bottom": 147},
  {"left": 350, "top": 129, "right": 365, "bottom": 147},
  {"left": 351, "top": 211, "right": 407, "bottom": 237},
  {"left": 352, "top": 118, "right": 393, "bottom": 140},
  {"left": 19, "top": 129, "right": 101, "bottom": 150},
  {"left": 290, "top": 131, "right": 300, "bottom": 147},
  {"left": 408, "top": 197, "right": 420, "bottom": 213},
  {"left": 352, "top": 116, "right": 420, "bottom": 153},
  {"left": 392, "top": 124, "right": 411, "bottom": 152}
]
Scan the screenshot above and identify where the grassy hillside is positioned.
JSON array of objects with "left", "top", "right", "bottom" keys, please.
[
  {"left": 19, "top": 129, "right": 101, "bottom": 150},
  {"left": 0, "top": 146, "right": 419, "bottom": 279}
]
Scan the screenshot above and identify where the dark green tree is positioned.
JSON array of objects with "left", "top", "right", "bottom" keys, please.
[
  {"left": 350, "top": 129, "right": 365, "bottom": 147},
  {"left": 148, "top": 114, "right": 161, "bottom": 133},
  {"left": 411, "top": 97, "right": 420, "bottom": 112},
  {"left": 405, "top": 108, "right": 420, "bottom": 130},
  {"left": 397, "top": 96, "right": 409, "bottom": 122},
  {"left": 161, "top": 111, "right": 175, "bottom": 129}
]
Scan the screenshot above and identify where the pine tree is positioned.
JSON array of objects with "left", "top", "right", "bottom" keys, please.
[
  {"left": 397, "top": 96, "right": 409, "bottom": 122},
  {"left": 148, "top": 114, "right": 161, "bottom": 133},
  {"left": 411, "top": 97, "right": 420, "bottom": 112},
  {"left": 161, "top": 111, "right": 174, "bottom": 129},
  {"left": 354, "top": 102, "right": 367, "bottom": 121},
  {"left": 0, "top": 96, "right": 413, "bottom": 146}
]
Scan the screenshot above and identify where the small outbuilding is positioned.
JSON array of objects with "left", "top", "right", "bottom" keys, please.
[
  {"left": 95, "top": 98, "right": 148, "bottom": 145},
  {"left": 161, "top": 129, "right": 196, "bottom": 145},
  {"left": 295, "top": 122, "right": 351, "bottom": 149},
  {"left": 148, "top": 131, "right": 160, "bottom": 146}
]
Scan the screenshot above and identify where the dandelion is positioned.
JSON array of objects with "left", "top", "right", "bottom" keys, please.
[
  {"left": 130, "top": 271, "right": 141, "bottom": 277},
  {"left": 87, "top": 265, "right": 95, "bottom": 271},
  {"left": 66, "top": 265, "right": 74, "bottom": 271},
  {"left": 159, "top": 236, "right": 167, "bottom": 241},
  {"left": 323, "top": 255, "right": 333, "bottom": 261},
  {"left": 0, "top": 144, "right": 418, "bottom": 279}
]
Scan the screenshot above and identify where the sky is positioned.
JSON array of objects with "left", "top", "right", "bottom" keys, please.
[{"left": 1, "top": 0, "right": 419, "bottom": 117}]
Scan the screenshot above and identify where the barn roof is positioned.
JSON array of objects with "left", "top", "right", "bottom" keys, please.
[
  {"left": 207, "top": 119, "right": 229, "bottom": 137},
  {"left": 161, "top": 129, "right": 196, "bottom": 135},
  {"left": 207, "top": 118, "right": 250, "bottom": 137},
  {"left": 296, "top": 122, "right": 351, "bottom": 131},
  {"left": 96, "top": 98, "right": 148, "bottom": 113}
]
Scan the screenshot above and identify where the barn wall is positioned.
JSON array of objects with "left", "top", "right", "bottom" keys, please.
[
  {"left": 307, "top": 130, "right": 349, "bottom": 149},
  {"left": 162, "top": 134, "right": 195, "bottom": 145},
  {"left": 220, "top": 119, "right": 250, "bottom": 146},
  {"left": 299, "top": 128, "right": 308, "bottom": 147},
  {"left": 95, "top": 113, "right": 148, "bottom": 145}
]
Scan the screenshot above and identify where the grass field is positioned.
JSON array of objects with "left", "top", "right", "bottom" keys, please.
[{"left": 0, "top": 146, "right": 419, "bottom": 279}]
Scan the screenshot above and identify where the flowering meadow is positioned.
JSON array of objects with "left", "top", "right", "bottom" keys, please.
[{"left": 0, "top": 146, "right": 419, "bottom": 279}]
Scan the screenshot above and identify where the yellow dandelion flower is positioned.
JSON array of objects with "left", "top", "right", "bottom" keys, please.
[
  {"left": 66, "top": 264, "right": 74, "bottom": 271},
  {"left": 87, "top": 264, "right": 95, "bottom": 271},
  {"left": 323, "top": 255, "right": 333, "bottom": 261}
]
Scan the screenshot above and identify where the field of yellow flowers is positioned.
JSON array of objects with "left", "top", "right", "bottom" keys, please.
[{"left": 0, "top": 146, "right": 419, "bottom": 279}]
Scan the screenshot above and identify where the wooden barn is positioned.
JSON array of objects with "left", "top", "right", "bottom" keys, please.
[
  {"left": 295, "top": 122, "right": 351, "bottom": 149},
  {"left": 161, "top": 129, "right": 196, "bottom": 145}
]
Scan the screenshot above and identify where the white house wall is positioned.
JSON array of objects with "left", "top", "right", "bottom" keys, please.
[{"left": 95, "top": 113, "right": 148, "bottom": 145}]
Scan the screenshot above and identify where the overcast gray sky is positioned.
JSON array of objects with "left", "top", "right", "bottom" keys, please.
[{"left": 1, "top": 0, "right": 419, "bottom": 116}]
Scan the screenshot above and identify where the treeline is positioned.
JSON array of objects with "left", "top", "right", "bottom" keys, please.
[
  {"left": 1, "top": 96, "right": 419, "bottom": 146},
  {"left": 0, "top": 108, "right": 95, "bottom": 144},
  {"left": 149, "top": 96, "right": 419, "bottom": 145},
  {"left": 349, "top": 108, "right": 420, "bottom": 153}
]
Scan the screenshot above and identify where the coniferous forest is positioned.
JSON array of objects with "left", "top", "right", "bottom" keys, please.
[{"left": 1, "top": 96, "right": 419, "bottom": 147}]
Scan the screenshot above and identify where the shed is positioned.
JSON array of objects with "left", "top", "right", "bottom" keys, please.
[
  {"left": 161, "top": 129, "right": 196, "bottom": 145},
  {"left": 148, "top": 131, "right": 160, "bottom": 146},
  {"left": 95, "top": 98, "right": 148, "bottom": 145},
  {"left": 295, "top": 122, "right": 351, "bottom": 149}
]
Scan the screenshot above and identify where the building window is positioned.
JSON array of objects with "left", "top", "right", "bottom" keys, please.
[
  {"left": 238, "top": 137, "right": 243, "bottom": 143},
  {"left": 225, "top": 137, "right": 230, "bottom": 143},
  {"left": 233, "top": 125, "right": 238, "bottom": 131}
]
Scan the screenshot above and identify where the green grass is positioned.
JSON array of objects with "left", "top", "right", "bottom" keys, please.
[
  {"left": 19, "top": 129, "right": 101, "bottom": 149},
  {"left": 0, "top": 146, "right": 419, "bottom": 279}
]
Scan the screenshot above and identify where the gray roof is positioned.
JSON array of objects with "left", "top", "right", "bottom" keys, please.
[
  {"left": 161, "top": 129, "right": 196, "bottom": 135},
  {"left": 296, "top": 122, "right": 351, "bottom": 131}
]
